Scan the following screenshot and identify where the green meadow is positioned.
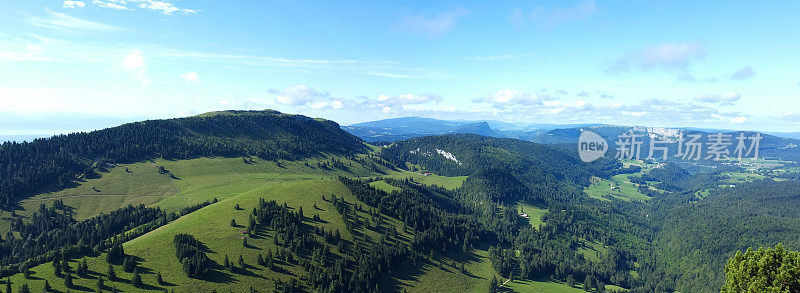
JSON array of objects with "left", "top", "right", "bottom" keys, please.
[{"left": 2, "top": 155, "right": 588, "bottom": 292}]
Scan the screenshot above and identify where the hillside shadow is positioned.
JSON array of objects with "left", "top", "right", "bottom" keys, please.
[
  {"left": 65, "top": 283, "right": 94, "bottom": 292},
  {"left": 203, "top": 262, "right": 237, "bottom": 284},
  {"left": 380, "top": 255, "right": 430, "bottom": 292},
  {"left": 382, "top": 246, "right": 488, "bottom": 292}
]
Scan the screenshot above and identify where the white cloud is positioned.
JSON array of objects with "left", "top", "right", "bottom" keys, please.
[
  {"left": 783, "top": 110, "right": 800, "bottom": 123},
  {"left": 730, "top": 66, "right": 755, "bottom": 80},
  {"left": 28, "top": 10, "right": 120, "bottom": 31},
  {"left": 268, "top": 85, "right": 445, "bottom": 113},
  {"left": 181, "top": 71, "right": 200, "bottom": 84},
  {"left": 90, "top": 0, "right": 197, "bottom": 14},
  {"left": 120, "top": 49, "right": 150, "bottom": 86},
  {"left": 694, "top": 92, "right": 741, "bottom": 105},
  {"left": 136, "top": 0, "right": 198, "bottom": 15},
  {"left": 269, "top": 85, "right": 333, "bottom": 107},
  {"left": 730, "top": 116, "right": 747, "bottom": 124},
  {"left": 93, "top": 0, "right": 131, "bottom": 10},
  {"left": 63, "top": 1, "right": 86, "bottom": 9},
  {"left": 399, "top": 8, "right": 468, "bottom": 37},
  {"left": 472, "top": 89, "right": 542, "bottom": 107},
  {"left": 373, "top": 93, "right": 442, "bottom": 106},
  {"left": 606, "top": 42, "right": 706, "bottom": 77}
]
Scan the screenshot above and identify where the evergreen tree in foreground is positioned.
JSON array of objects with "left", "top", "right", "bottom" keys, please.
[
  {"left": 722, "top": 243, "right": 800, "bottom": 292},
  {"left": 107, "top": 263, "right": 116, "bottom": 281},
  {"left": 132, "top": 267, "right": 143, "bottom": 288},
  {"left": 489, "top": 276, "right": 498, "bottom": 293}
]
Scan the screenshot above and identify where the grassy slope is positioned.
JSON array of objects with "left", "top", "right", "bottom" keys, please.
[
  {"left": 9, "top": 156, "right": 381, "bottom": 229},
  {"left": 381, "top": 171, "right": 468, "bottom": 190},
  {"left": 4, "top": 155, "right": 590, "bottom": 292},
  {"left": 517, "top": 202, "right": 547, "bottom": 230},
  {"left": 585, "top": 175, "right": 649, "bottom": 201},
  {"left": 585, "top": 160, "right": 657, "bottom": 201}
]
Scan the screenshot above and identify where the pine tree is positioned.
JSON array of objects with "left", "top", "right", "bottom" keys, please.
[
  {"left": 224, "top": 254, "right": 230, "bottom": 270},
  {"left": 156, "top": 271, "right": 163, "bottom": 285},
  {"left": 96, "top": 277, "right": 104, "bottom": 293},
  {"left": 132, "top": 267, "right": 142, "bottom": 288},
  {"left": 257, "top": 254, "right": 265, "bottom": 266},
  {"left": 106, "top": 264, "right": 116, "bottom": 281},
  {"left": 62, "top": 259, "right": 71, "bottom": 274},
  {"left": 596, "top": 281, "right": 605, "bottom": 293},
  {"left": 242, "top": 237, "right": 248, "bottom": 247},
  {"left": 82, "top": 258, "right": 89, "bottom": 275},
  {"left": 43, "top": 280, "right": 51, "bottom": 292},
  {"left": 238, "top": 255, "right": 246, "bottom": 271},
  {"left": 584, "top": 275, "right": 593, "bottom": 292},
  {"left": 5, "top": 278, "right": 11, "bottom": 293},
  {"left": 124, "top": 256, "right": 137, "bottom": 273},
  {"left": 54, "top": 259, "right": 62, "bottom": 277},
  {"left": 77, "top": 258, "right": 87, "bottom": 277},
  {"left": 489, "top": 276, "right": 498, "bottom": 293},
  {"left": 19, "top": 283, "right": 30, "bottom": 293},
  {"left": 64, "top": 273, "right": 73, "bottom": 288}
]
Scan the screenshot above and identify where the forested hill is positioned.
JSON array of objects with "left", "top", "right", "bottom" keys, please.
[
  {"left": 381, "top": 134, "right": 595, "bottom": 184},
  {"left": 0, "top": 110, "right": 367, "bottom": 207},
  {"left": 379, "top": 134, "right": 600, "bottom": 206}
]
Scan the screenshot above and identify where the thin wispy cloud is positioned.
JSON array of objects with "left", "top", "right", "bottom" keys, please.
[
  {"left": 164, "top": 51, "right": 370, "bottom": 66},
  {"left": 93, "top": 0, "right": 130, "bottom": 10},
  {"left": 606, "top": 42, "right": 706, "bottom": 74},
  {"left": 62, "top": 1, "right": 86, "bottom": 9},
  {"left": 468, "top": 52, "right": 537, "bottom": 61},
  {"left": 28, "top": 10, "right": 120, "bottom": 31},
  {"left": 783, "top": 110, "right": 800, "bottom": 123},
  {"left": 360, "top": 72, "right": 419, "bottom": 79},
  {"left": 511, "top": 0, "right": 597, "bottom": 28},
  {"left": 269, "top": 85, "right": 337, "bottom": 107},
  {"left": 268, "top": 85, "right": 444, "bottom": 112},
  {"left": 0, "top": 34, "right": 50, "bottom": 62},
  {"left": 398, "top": 8, "right": 468, "bottom": 37},
  {"left": 695, "top": 93, "right": 741, "bottom": 105},
  {"left": 606, "top": 42, "right": 706, "bottom": 82},
  {"left": 730, "top": 66, "right": 755, "bottom": 80},
  {"left": 162, "top": 50, "right": 449, "bottom": 79},
  {"left": 91, "top": 0, "right": 196, "bottom": 14}
]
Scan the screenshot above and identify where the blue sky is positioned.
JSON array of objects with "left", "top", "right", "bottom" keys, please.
[{"left": 1, "top": 0, "right": 799, "bottom": 134}]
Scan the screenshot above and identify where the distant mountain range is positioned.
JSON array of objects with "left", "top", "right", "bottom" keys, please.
[
  {"left": 344, "top": 117, "right": 592, "bottom": 143},
  {"left": 346, "top": 117, "right": 800, "bottom": 162}
]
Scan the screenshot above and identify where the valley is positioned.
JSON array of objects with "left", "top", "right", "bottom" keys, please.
[{"left": 0, "top": 111, "right": 798, "bottom": 292}]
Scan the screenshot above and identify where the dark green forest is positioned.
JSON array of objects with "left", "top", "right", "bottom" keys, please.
[
  {"left": 378, "top": 134, "right": 800, "bottom": 292},
  {"left": 0, "top": 110, "right": 366, "bottom": 208},
  {"left": 0, "top": 112, "right": 798, "bottom": 292}
]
